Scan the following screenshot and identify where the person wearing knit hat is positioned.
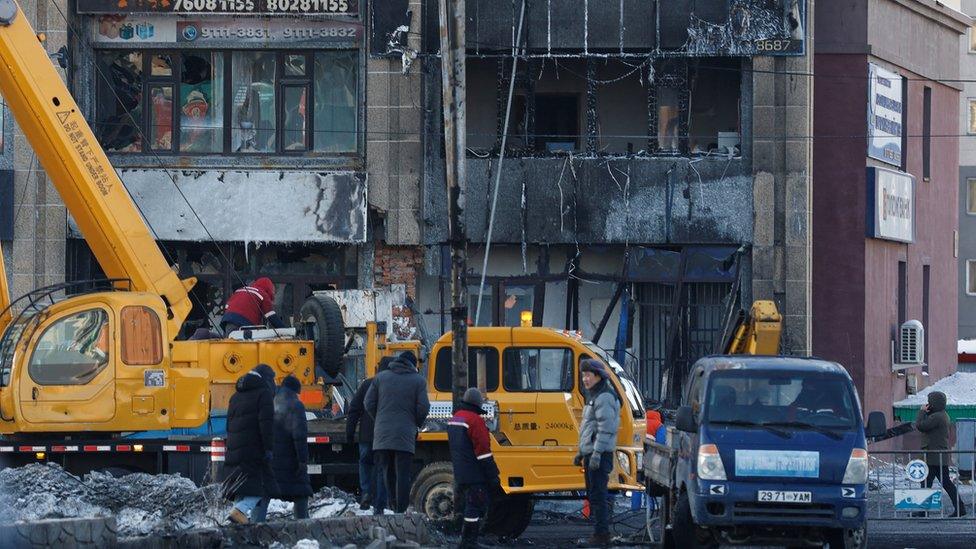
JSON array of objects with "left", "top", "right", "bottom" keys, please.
[
  {"left": 574, "top": 358, "right": 621, "bottom": 546},
  {"left": 448, "top": 388, "right": 500, "bottom": 548},
  {"left": 271, "top": 375, "right": 313, "bottom": 519},
  {"left": 915, "top": 391, "right": 966, "bottom": 517}
]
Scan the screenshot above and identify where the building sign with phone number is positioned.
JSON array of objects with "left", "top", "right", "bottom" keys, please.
[{"left": 77, "top": 0, "right": 359, "bottom": 16}]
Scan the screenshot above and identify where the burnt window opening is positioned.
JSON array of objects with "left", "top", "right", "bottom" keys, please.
[
  {"left": 95, "top": 49, "right": 360, "bottom": 157},
  {"left": 466, "top": 57, "right": 741, "bottom": 158}
]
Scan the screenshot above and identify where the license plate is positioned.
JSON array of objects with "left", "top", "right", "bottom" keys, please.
[{"left": 757, "top": 490, "right": 811, "bottom": 503}]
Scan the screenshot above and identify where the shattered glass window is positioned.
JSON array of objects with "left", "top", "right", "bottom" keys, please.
[
  {"left": 502, "top": 285, "right": 534, "bottom": 327},
  {"left": 180, "top": 52, "right": 224, "bottom": 153},
  {"left": 148, "top": 85, "right": 173, "bottom": 151},
  {"left": 469, "top": 284, "right": 493, "bottom": 327},
  {"left": 534, "top": 94, "right": 579, "bottom": 152},
  {"left": 231, "top": 51, "right": 277, "bottom": 153},
  {"left": 656, "top": 87, "right": 680, "bottom": 153},
  {"left": 95, "top": 51, "right": 144, "bottom": 152}
]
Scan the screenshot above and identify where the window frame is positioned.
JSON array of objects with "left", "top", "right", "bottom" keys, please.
[
  {"left": 94, "top": 48, "right": 361, "bottom": 158},
  {"left": 968, "top": 178, "right": 976, "bottom": 215},
  {"left": 502, "top": 346, "right": 575, "bottom": 393},
  {"left": 970, "top": 26, "right": 976, "bottom": 53},
  {"left": 27, "top": 307, "right": 112, "bottom": 387},
  {"left": 968, "top": 99, "right": 976, "bottom": 135},
  {"left": 433, "top": 346, "right": 500, "bottom": 393},
  {"left": 967, "top": 260, "right": 976, "bottom": 296}
]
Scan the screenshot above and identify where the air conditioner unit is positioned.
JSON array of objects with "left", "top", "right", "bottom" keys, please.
[{"left": 899, "top": 320, "right": 925, "bottom": 365}]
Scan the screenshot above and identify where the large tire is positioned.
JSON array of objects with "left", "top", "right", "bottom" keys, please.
[
  {"left": 671, "top": 492, "right": 716, "bottom": 548},
  {"left": 483, "top": 492, "right": 534, "bottom": 539},
  {"left": 409, "top": 462, "right": 456, "bottom": 522},
  {"left": 299, "top": 294, "right": 345, "bottom": 378},
  {"left": 825, "top": 522, "right": 867, "bottom": 549}
]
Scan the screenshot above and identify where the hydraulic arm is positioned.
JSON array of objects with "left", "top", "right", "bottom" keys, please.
[{"left": 0, "top": 0, "right": 194, "bottom": 334}]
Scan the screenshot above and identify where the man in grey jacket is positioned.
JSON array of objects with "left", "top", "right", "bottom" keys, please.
[
  {"left": 915, "top": 391, "right": 966, "bottom": 517},
  {"left": 365, "top": 351, "right": 430, "bottom": 513},
  {"left": 574, "top": 359, "right": 621, "bottom": 546}
]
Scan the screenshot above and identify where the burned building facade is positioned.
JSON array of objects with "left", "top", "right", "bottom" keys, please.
[
  {"left": 416, "top": 0, "right": 813, "bottom": 401},
  {"left": 54, "top": 0, "right": 426, "bottom": 340}
]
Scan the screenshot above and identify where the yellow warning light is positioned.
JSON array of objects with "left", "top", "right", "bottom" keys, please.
[
  {"left": 520, "top": 310, "right": 533, "bottom": 327},
  {"left": 134, "top": 445, "right": 144, "bottom": 452},
  {"left": 35, "top": 452, "right": 45, "bottom": 460}
]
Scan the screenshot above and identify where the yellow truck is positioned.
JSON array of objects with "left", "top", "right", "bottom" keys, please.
[{"left": 311, "top": 323, "right": 645, "bottom": 537}]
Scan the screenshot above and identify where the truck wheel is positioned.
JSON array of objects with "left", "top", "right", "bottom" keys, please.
[
  {"left": 409, "top": 462, "right": 456, "bottom": 522},
  {"left": 825, "top": 523, "right": 867, "bottom": 549},
  {"left": 299, "top": 295, "right": 345, "bottom": 378},
  {"left": 672, "top": 492, "right": 715, "bottom": 548},
  {"left": 483, "top": 493, "right": 534, "bottom": 539}
]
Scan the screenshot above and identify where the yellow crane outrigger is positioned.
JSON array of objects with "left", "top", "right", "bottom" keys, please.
[{"left": 0, "top": 0, "right": 342, "bottom": 435}]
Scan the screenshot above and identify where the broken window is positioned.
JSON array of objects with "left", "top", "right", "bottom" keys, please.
[
  {"left": 94, "top": 49, "right": 360, "bottom": 156},
  {"left": 95, "top": 51, "right": 143, "bottom": 152},
  {"left": 502, "top": 285, "right": 534, "bottom": 327},
  {"left": 180, "top": 52, "right": 224, "bottom": 153},
  {"left": 465, "top": 56, "right": 740, "bottom": 158}
]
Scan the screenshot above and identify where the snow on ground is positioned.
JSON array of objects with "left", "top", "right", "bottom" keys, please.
[
  {"left": 0, "top": 463, "right": 365, "bottom": 537},
  {"left": 894, "top": 372, "right": 976, "bottom": 407}
]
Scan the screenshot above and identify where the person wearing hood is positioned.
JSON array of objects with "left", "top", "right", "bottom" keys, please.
[
  {"left": 220, "top": 277, "right": 286, "bottom": 335},
  {"left": 272, "top": 375, "right": 313, "bottom": 518},
  {"left": 915, "top": 390, "right": 966, "bottom": 517},
  {"left": 346, "top": 356, "right": 394, "bottom": 512},
  {"left": 365, "top": 351, "right": 430, "bottom": 513},
  {"left": 448, "top": 388, "right": 500, "bottom": 549},
  {"left": 574, "top": 359, "right": 621, "bottom": 546},
  {"left": 225, "top": 364, "right": 278, "bottom": 524}
]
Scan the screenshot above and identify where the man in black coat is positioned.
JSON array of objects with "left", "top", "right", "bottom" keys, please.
[
  {"left": 346, "top": 356, "right": 393, "bottom": 512},
  {"left": 272, "top": 375, "right": 313, "bottom": 518},
  {"left": 225, "top": 363, "right": 278, "bottom": 524},
  {"left": 365, "top": 351, "right": 430, "bottom": 513}
]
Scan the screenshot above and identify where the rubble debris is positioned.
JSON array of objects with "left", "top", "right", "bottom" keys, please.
[{"left": 0, "top": 464, "right": 367, "bottom": 538}]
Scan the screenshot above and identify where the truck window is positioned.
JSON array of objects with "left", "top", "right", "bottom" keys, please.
[
  {"left": 120, "top": 306, "right": 163, "bottom": 365},
  {"left": 28, "top": 309, "right": 110, "bottom": 386},
  {"left": 503, "top": 348, "right": 573, "bottom": 392},
  {"left": 434, "top": 347, "right": 499, "bottom": 392},
  {"left": 705, "top": 372, "right": 857, "bottom": 429}
]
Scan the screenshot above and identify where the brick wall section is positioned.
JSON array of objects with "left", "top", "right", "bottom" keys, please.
[{"left": 374, "top": 243, "right": 423, "bottom": 340}]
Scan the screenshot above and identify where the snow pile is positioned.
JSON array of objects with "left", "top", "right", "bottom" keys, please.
[
  {"left": 894, "top": 372, "right": 976, "bottom": 407},
  {"left": 959, "top": 339, "right": 976, "bottom": 354},
  {"left": 0, "top": 463, "right": 363, "bottom": 537}
]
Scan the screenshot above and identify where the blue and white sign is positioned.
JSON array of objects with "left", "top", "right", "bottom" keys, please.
[
  {"left": 734, "top": 450, "right": 820, "bottom": 478},
  {"left": 906, "top": 460, "right": 929, "bottom": 483},
  {"left": 894, "top": 489, "right": 941, "bottom": 511},
  {"left": 868, "top": 64, "right": 904, "bottom": 166},
  {"left": 866, "top": 167, "right": 915, "bottom": 243}
]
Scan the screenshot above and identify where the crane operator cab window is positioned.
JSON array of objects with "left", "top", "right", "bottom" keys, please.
[{"left": 29, "top": 309, "right": 110, "bottom": 386}]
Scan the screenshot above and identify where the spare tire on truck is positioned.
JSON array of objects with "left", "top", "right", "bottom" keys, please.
[{"left": 299, "top": 294, "right": 345, "bottom": 378}]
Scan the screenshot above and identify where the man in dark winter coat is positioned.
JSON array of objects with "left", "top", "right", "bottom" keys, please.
[
  {"left": 220, "top": 277, "right": 286, "bottom": 335},
  {"left": 346, "top": 357, "right": 393, "bottom": 512},
  {"left": 448, "top": 388, "right": 500, "bottom": 549},
  {"left": 365, "top": 351, "right": 430, "bottom": 513},
  {"left": 272, "top": 375, "right": 313, "bottom": 519},
  {"left": 225, "top": 364, "right": 278, "bottom": 524},
  {"left": 574, "top": 359, "right": 621, "bottom": 547},
  {"left": 915, "top": 391, "right": 967, "bottom": 517}
]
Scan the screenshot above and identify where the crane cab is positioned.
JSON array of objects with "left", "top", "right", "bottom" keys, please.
[{"left": 0, "top": 288, "right": 209, "bottom": 434}]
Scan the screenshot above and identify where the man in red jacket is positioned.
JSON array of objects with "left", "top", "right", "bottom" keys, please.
[
  {"left": 448, "top": 388, "right": 499, "bottom": 548},
  {"left": 220, "top": 277, "right": 286, "bottom": 335}
]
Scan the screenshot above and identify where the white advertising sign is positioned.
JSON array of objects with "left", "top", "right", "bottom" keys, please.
[
  {"left": 868, "top": 64, "right": 904, "bottom": 166},
  {"left": 868, "top": 167, "right": 915, "bottom": 243}
]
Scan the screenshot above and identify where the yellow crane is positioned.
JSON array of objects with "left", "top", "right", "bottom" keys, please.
[{"left": 0, "top": 0, "right": 343, "bottom": 435}]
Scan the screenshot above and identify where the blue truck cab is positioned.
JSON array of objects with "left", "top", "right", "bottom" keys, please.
[{"left": 644, "top": 356, "right": 887, "bottom": 549}]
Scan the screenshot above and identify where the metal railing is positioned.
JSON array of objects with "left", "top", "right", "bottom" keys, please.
[{"left": 868, "top": 450, "right": 975, "bottom": 521}]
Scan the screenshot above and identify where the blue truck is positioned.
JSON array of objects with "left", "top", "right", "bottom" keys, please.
[{"left": 644, "top": 356, "right": 887, "bottom": 548}]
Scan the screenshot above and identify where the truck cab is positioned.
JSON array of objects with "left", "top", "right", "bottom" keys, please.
[{"left": 647, "top": 356, "right": 885, "bottom": 549}]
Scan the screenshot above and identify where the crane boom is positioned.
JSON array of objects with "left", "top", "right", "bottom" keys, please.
[{"left": 0, "top": 0, "right": 194, "bottom": 333}]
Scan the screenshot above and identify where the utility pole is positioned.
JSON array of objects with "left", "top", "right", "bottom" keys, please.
[{"left": 438, "top": 0, "right": 468, "bottom": 408}]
